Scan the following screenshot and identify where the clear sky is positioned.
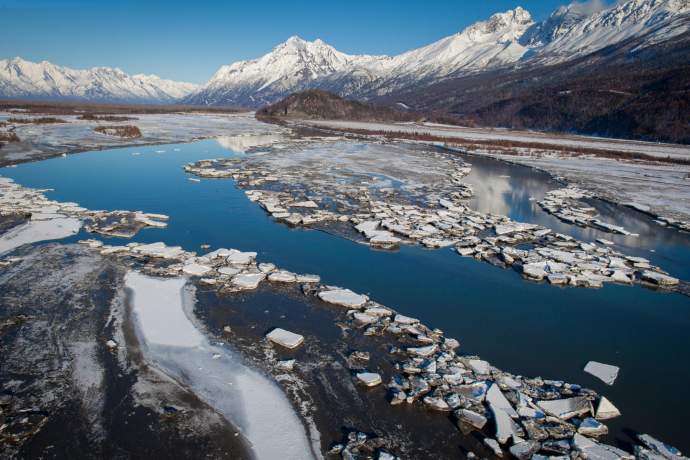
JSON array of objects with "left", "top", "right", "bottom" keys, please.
[{"left": 1, "top": 0, "right": 594, "bottom": 84}]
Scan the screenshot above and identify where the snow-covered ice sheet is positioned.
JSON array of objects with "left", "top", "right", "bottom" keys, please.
[
  {"left": 584, "top": 361, "right": 620, "bottom": 385},
  {"left": 0, "top": 217, "right": 80, "bottom": 255},
  {"left": 125, "top": 271, "right": 318, "bottom": 460}
]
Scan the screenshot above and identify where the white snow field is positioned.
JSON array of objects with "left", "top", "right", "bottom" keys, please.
[{"left": 125, "top": 272, "right": 319, "bottom": 460}]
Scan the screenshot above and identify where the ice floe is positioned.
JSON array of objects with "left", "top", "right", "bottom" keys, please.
[
  {"left": 266, "top": 328, "right": 304, "bottom": 349},
  {"left": 584, "top": 361, "right": 620, "bottom": 385}
]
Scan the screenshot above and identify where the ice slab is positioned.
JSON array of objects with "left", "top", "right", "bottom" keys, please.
[
  {"left": 356, "top": 372, "right": 382, "bottom": 387},
  {"left": 595, "top": 396, "right": 621, "bottom": 420},
  {"left": 486, "top": 384, "right": 518, "bottom": 418},
  {"left": 318, "top": 288, "right": 368, "bottom": 308},
  {"left": 0, "top": 217, "right": 80, "bottom": 255},
  {"left": 537, "top": 397, "right": 591, "bottom": 420},
  {"left": 584, "top": 361, "right": 620, "bottom": 385},
  {"left": 266, "top": 328, "right": 304, "bottom": 349},
  {"left": 182, "top": 263, "right": 212, "bottom": 277}
]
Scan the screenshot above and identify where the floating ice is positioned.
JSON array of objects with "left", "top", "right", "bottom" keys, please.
[
  {"left": 356, "top": 372, "right": 382, "bottom": 387},
  {"left": 318, "top": 288, "right": 368, "bottom": 307},
  {"left": 584, "top": 361, "right": 620, "bottom": 385},
  {"left": 266, "top": 328, "right": 304, "bottom": 349}
]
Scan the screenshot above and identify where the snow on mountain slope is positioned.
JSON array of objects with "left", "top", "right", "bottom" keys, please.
[
  {"left": 186, "top": 8, "right": 535, "bottom": 104},
  {"left": 4, "top": 0, "right": 688, "bottom": 107},
  {"left": 533, "top": 0, "right": 690, "bottom": 61},
  {"left": 187, "top": 0, "right": 690, "bottom": 107},
  {"left": 0, "top": 57, "right": 199, "bottom": 102},
  {"left": 387, "top": 7, "right": 533, "bottom": 79},
  {"left": 183, "top": 36, "right": 384, "bottom": 106},
  {"left": 363, "top": 7, "right": 534, "bottom": 96}
]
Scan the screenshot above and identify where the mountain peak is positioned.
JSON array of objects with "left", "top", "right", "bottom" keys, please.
[
  {"left": 276, "top": 36, "right": 337, "bottom": 55},
  {"left": 461, "top": 7, "right": 534, "bottom": 42}
]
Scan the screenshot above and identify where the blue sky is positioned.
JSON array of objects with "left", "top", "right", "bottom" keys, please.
[{"left": 1, "top": 0, "right": 588, "bottom": 84}]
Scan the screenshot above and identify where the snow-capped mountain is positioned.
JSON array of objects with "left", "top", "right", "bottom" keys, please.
[
  {"left": 0, "top": 57, "right": 199, "bottom": 103},
  {"left": 185, "top": 0, "right": 690, "bottom": 107},
  {"left": 183, "top": 36, "right": 383, "bottom": 106},
  {"left": 528, "top": 0, "right": 690, "bottom": 61}
]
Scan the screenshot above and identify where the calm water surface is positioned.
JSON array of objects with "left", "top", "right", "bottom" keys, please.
[{"left": 2, "top": 139, "right": 689, "bottom": 451}]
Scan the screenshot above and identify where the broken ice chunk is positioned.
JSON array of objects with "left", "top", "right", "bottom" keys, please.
[
  {"left": 509, "top": 440, "right": 541, "bottom": 460},
  {"left": 268, "top": 270, "right": 298, "bottom": 282},
  {"left": 318, "top": 288, "right": 368, "bottom": 307},
  {"left": 578, "top": 417, "right": 608, "bottom": 436},
  {"left": 182, "top": 263, "right": 212, "bottom": 276},
  {"left": 486, "top": 384, "right": 518, "bottom": 418},
  {"left": 636, "top": 434, "right": 686, "bottom": 460},
  {"left": 641, "top": 270, "right": 679, "bottom": 286},
  {"left": 595, "top": 396, "right": 621, "bottom": 420},
  {"left": 537, "top": 397, "right": 591, "bottom": 420},
  {"left": 468, "top": 359, "right": 491, "bottom": 376},
  {"left": 584, "top": 361, "right": 619, "bottom": 385},
  {"left": 231, "top": 272, "right": 265, "bottom": 290},
  {"left": 225, "top": 249, "right": 257, "bottom": 266},
  {"left": 394, "top": 314, "right": 419, "bottom": 325},
  {"left": 356, "top": 372, "right": 382, "bottom": 387},
  {"left": 572, "top": 433, "right": 634, "bottom": 460},
  {"left": 266, "top": 328, "right": 304, "bottom": 349},
  {"left": 456, "top": 408, "right": 487, "bottom": 429}
]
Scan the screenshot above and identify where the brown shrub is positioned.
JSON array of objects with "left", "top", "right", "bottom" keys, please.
[
  {"left": 93, "top": 125, "right": 142, "bottom": 138},
  {"left": 7, "top": 117, "right": 68, "bottom": 124},
  {"left": 0, "top": 132, "right": 20, "bottom": 143},
  {"left": 77, "top": 114, "right": 138, "bottom": 122}
]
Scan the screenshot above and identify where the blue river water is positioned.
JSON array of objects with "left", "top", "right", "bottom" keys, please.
[{"left": 2, "top": 139, "right": 689, "bottom": 451}]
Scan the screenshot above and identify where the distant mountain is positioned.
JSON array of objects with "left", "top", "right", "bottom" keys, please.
[
  {"left": 0, "top": 57, "right": 199, "bottom": 103},
  {"left": 184, "top": 0, "right": 690, "bottom": 111}
]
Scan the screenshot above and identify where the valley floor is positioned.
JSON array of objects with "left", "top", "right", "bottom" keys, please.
[{"left": 1, "top": 110, "right": 689, "bottom": 459}]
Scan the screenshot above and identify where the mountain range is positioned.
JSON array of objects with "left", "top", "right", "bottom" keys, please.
[
  {"left": 0, "top": 57, "right": 199, "bottom": 103},
  {"left": 182, "top": 0, "right": 690, "bottom": 108},
  {"left": 1, "top": 0, "right": 689, "bottom": 141}
]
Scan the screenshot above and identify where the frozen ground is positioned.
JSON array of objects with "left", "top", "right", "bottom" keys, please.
[
  {"left": 125, "top": 271, "right": 319, "bottom": 460},
  {"left": 0, "top": 112, "right": 287, "bottom": 166},
  {"left": 303, "top": 120, "right": 690, "bottom": 160}
]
